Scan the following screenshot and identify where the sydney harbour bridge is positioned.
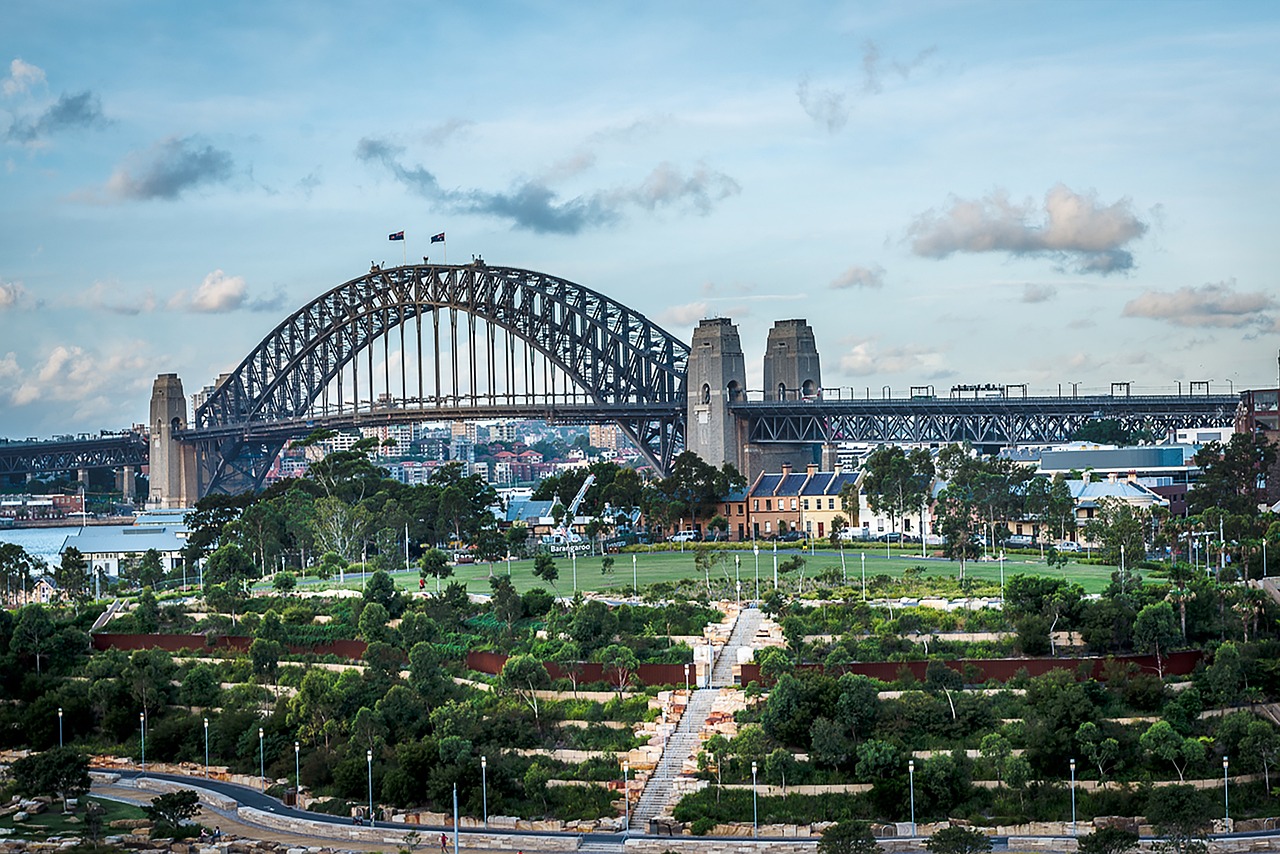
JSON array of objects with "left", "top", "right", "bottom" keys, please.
[{"left": 0, "top": 261, "right": 1241, "bottom": 503}]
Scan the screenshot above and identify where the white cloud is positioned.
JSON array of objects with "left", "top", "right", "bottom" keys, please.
[
  {"left": 188, "top": 269, "right": 247, "bottom": 313},
  {"left": 81, "top": 281, "right": 158, "bottom": 315},
  {"left": 830, "top": 264, "right": 885, "bottom": 290},
  {"left": 10, "top": 344, "right": 150, "bottom": 407},
  {"left": 1121, "top": 280, "right": 1274, "bottom": 328},
  {"left": 2, "top": 58, "right": 45, "bottom": 96},
  {"left": 908, "top": 184, "right": 1148, "bottom": 274},
  {"left": 1021, "top": 283, "right": 1057, "bottom": 303},
  {"left": 0, "top": 280, "right": 26, "bottom": 308},
  {"left": 838, "top": 340, "right": 947, "bottom": 376},
  {"left": 657, "top": 301, "right": 710, "bottom": 327}
]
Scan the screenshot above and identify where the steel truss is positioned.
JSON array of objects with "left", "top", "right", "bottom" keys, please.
[
  {"left": 191, "top": 263, "right": 689, "bottom": 493},
  {"left": 738, "top": 395, "right": 1240, "bottom": 446},
  {"left": 0, "top": 434, "right": 148, "bottom": 477}
]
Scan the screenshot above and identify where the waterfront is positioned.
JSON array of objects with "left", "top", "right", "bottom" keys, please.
[{"left": 0, "top": 524, "right": 80, "bottom": 566}]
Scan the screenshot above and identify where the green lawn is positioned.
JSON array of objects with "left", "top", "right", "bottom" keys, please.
[
  {"left": 293, "top": 544, "right": 1127, "bottom": 597},
  {"left": 0, "top": 796, "right": 145, "bottom": 840}
]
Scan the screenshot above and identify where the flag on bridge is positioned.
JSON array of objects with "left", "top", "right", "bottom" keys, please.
[
  {"left": 430, "top": 232, "right": 445, "bottom": 243},
  {"left": 388, "top": 231, "right": 405, "bottom": 241}
]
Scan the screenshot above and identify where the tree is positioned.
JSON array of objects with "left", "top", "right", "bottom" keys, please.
[
  {"left": 204, "top": 543, "right": 255, "bottom": 593},
  {"left": 810, "top": 716, "right": 851, "bottom": 769},
  {"left": 358, "top": 602, "right": 391, "bottom": 643},
  {"left": 12, "top": 604, "right": 56, "bottom": 674},
  {"left": 250, "top": 638, "right": 285, "bottom": 692},
  {"left": 532, "top": 554, "right": 560, "bottom": 596},
  {"left": 143, "top": 789, "right": 200, "bottom": 832},
  {"left": 862, "top": 446, "right": 934, "bottom": 538},
  {"left": 854, "top": 739, "right": 899, "bottom": 782},
  {"left": 924, "top": 826, "right": 992, "bottom": 854},
  {"left": 54, "top": 547, "right": 91, "bottom": 604},
  {"left": 11, "top": 748, "right": 91, "bottom": 809},
  {"left": 363, "top": 569, "right": 404, "bottom": 617},
  {"left": 418, "top": 549, "right": 452, "bottom": 594},
  {"left": 765, "top": 747, "right": 798, "bottom": 793},
  {"left": 595, "top": 643, "right": 639, "bottom": 696},
  {"left": 499, "top": 654, "right": 549, "bottom": 720},
  {"left": 1076, "top": 827, "right": 1139, "bottom": 854},
  {"left": 1076, "top": 721, "right": 1120, "bottom": 784},
  {"left": 1191, "top": 433, "right": 1277, "bottom": 516},
  {"left": 1134, "top": 601, "right": 1179, "bottom": 678},
  {"left": 1140, "top": 720, "right": 1203, "bottom": 783},
  {"left": 1240, "top": 720, "right": 1280, "bottom": 794},
  {"left": 272, "top": 572, "right": 297, "bottom": 594},
  {"left": 819, "top": 821, "right": 882, "bottom": 854},
  {"left": 180, "top": 663, "right": 221, "bottom": 709},
  {"left": 1145, "top": 784, "right": 1214, "bottom": 854}
]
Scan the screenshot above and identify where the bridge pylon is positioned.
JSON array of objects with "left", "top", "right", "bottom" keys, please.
[
  {"left": 148, "top": 374, "right": 199, "bottom": 509},
  {"left": 687, "top": 319, "right": 747, "bottom": 472}
]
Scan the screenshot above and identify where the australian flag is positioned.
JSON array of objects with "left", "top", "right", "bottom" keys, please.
[
  {"left": 388, "top": 231, "right": 405, "bottom": 241},
  {"left": 430, "top": 232, "right": 445, "bottom": 243}
]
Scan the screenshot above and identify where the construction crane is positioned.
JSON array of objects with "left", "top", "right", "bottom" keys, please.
[{"left": 541, "top": 473, "right": 596, "bottom": 545}]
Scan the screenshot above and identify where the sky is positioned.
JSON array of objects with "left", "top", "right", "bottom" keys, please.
[{"left": 1, "top": 1, "right": 1278, "bottom": 438}]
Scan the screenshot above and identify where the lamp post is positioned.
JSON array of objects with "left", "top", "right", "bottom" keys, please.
[
  {"left": 772, "top": 542, "right": 778, "bottom": 588},
  {"left": 999, "top": 550, "right": 1005, "bottom": 600},
  {"left": 367, "top": 749, "right": 374, "bottom": 828},
  {"left": 203, "top": 717, "right": 209, "bottom": 778},
  {"left": 1120, "top": 544, "right": 1126, "bottom": 587},
  {"left": 572, "top": 551, "right": 577, "bottom": 593},
  {"left": 861, "top": 553, "right": 866, "bottom": 602},
  {"left": 139, "top": 712, "right": 146, "bottom": 772},
  {"left": 623, "top": 761, "right": 630, "bottom": 831},
  {"left": 1070, "top": 758, "right": 1077, "bottom": 835},
  {"left": 58, "top": 707, "right": 63, "bottom": 747},
  {"left": 751, "top": 761, "right": 758, "bottom": 838},
  {"left": 1224, "top": 756, "right": 1230, "bottom": 828},
  {"left": 735, "top": 554, "right": 741, "bottom": 607},
  {"left": 258, "top": 727, "right": 265, "bottom": 791},
  {"left": 632, "top": 553, "right": 637, "bottom": 595},
  {"left": 908, "top": 759, "right": 916, "bottom": 837},
  {"left": 481, "top": 755, "right": 488, "bottom": 827},
  {"left": 685, "top": 663, "right": 692, "bottom": 692},
  {"left": 753, "top": 545, "right": 760, "bottom": 603},
  {"left": 295, "top": 741, "right": 301, "bottom": 798}
]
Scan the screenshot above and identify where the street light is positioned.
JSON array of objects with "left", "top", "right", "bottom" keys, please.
[
  {"left": 258, "top": 727, "right": 265, "bottom": 791},
  {"left": 1224, "top": 756, "right": 1230, "bottom": 828},
  {"left": 367, "top": 749, "right": 374, "bottom": 828},
  {"left": 623, "top": 761, "right": 630, "bottom": 831},
  {"left": 685, "top": 663, "right": 692, "bottom": 692},
  {"left": 139, "top": 712, "right": 146, "bottom": 772},
  {"left": 908, "top": 759, "right": 916, "bottom": 837},
  {"left": 481, "top": 755, "right": 488, "bottom": 827},
  {"left": 295, "top": 741, "right": 301, "bottom": 800},
  {"left": 735, "top": 554, "right": 741, "bottom": 607},
  {"left": 772, "top": 542, "right": 778, "bottom": 588},
  {"left": 751, "top": 761, "right": 758, "bottom": 838},
  {"left": 203, "top": 718, "right": 209, "bottom": 778},
  {"left": 1070, "top": 758, "right": 1077, "bottom": 835},
  {"left": 58, "top": 707, "right": 63, "bottom": 748},
  {"left": 861, "top": 553, "right": 866, "bottom": 602},
  {"left": 632, "top": 553, "right": 637, "bottom": 595}
]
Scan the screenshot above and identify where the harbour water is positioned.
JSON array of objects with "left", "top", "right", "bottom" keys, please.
[{"left": 0, "top": 525, "right": 80, "bottom": 566}]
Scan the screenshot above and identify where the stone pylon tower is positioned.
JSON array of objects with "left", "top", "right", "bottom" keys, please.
[
  {"left": 686, "top": 318, "right": 747, "bottom": 471},
  {"left": 763, "top": 319, "right": 821, "bottom": 400},
  {"left": 148, "top": 373, "right": 198, "bottom": 508}
]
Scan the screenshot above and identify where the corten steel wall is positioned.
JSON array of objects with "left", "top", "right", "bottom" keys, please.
[
  {"left": 466, "top": 652, "right": 688, "bottom": 687},
  {"left": 91, "top": 633, "right": 368, "bottom": 660},
  {"left": 738, "top": 650, "right": 1202, "bottom": 686}
]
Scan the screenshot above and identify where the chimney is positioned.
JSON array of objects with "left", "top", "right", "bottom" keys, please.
[
  {"left": 1083, "top": 471, "right": 1092, "bottom": 483},
  {"left": 781, "top": 463, "right": 793, "bottom": 477},
  {"left": 806, "top": 463, "right": 819, "bottom": 477},
  {"left": 833, "top": 463, "right": 843, "bottom": 477},
  {"left": 1108, "top": 472, "right": 1117, "bottom": 483}
]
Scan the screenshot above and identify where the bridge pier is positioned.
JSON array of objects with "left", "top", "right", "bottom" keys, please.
[
  {"left": 686, "top": 319, "right": 747, "bottom": 472},
  {"left": 148, "top": 374, "right": 199, "bottom": 509},
  {"left": 118, "top": 465, "right": 136, "bottom": 503},
  {"left": 77, "top": 468, "right": 89, "bottom": 486}
]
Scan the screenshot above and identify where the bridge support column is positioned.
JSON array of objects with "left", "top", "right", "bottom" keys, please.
[
  {"left": 148, "top": 374, "right": 198, "bottom": 509},
  {"left": 686, "top": 319, "right": 747, "bottom": 472},
  {"left": 120, "top": 465, "right": 136, "bottom": 503},
  {"left": 741, "top": 319, "right": 824, "bottom": 480},
  {"left": 77, "top": 468, "right": 89, "bottom": 486}
]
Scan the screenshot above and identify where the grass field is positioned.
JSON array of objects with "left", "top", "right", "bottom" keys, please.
[
  {"left": 306, "top": 543, "right": 1128, "bottom": 598},
  {"left": 0, "top": 796, "right": 144, "bottom": 840}
]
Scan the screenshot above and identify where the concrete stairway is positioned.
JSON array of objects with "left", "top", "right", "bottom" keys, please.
[
  {"left": 710, "top": 606, "right": 762, "bottom": 688},
  {"left": 629, "top": 687, "right": 716, "bottom": 831}
]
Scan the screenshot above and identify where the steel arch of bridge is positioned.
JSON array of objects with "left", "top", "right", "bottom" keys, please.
[
  {"left": 737, "top": 395, "right": 1240, "bottom": 446},
  {"left": 190, "top": 263, "right": 689, "bottom": 494}
]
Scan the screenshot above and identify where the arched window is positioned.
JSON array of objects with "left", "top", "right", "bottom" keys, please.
[
  {"left": 802, "top": 380, "right": 818, "bottom": 398},
  {"left": 777, "top": 383, "right": 787, "bottom": 400},
  {"left": 727, "top": 380, "right": 741, "bottom": 402},
  {"left": 701, "top": 383, "right": 711, "bottom": 404}
]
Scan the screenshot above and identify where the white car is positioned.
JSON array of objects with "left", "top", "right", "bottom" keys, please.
[
  {"left": 1056, "top": 540, "right": 1082, "bottom": 552},
  {"left": 668, "top": 530, "right": 699, "bottom": 543}
]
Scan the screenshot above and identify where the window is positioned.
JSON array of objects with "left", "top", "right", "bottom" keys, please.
[
  {"left": 737, "top": 504, "right": 744, "bottom": 516},
  {"left": 765, "top": 521, "right": 772, "bottom": 533},
  {"left": 802, "top": 499, "right": 809, "bottom": 510},
  {"left": 790, "top": 498, "right": 797, "bottom": 510},
  {"left": 765, "top": 499, "right": 772, "bottom": 511},
  {"left": 753, "top": 499, "right": 759, "bottom": 511},
  {"left": 828, "top": 498, "right": 835, "bottom": 510}
]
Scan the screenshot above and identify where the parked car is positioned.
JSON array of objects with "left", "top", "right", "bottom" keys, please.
[
  {"left": 777, "top": 530, "right": 805, "bottom": 542},
  {"left": 1056, "top": 540, "right": 1082, "bottom": 552},
  {"left": 874, "top": 532, "right": 904, "bottom": 543},
  {"left": 1006, "top": 535, "right": 1033, "bottom": 547},
  {"left": 668, "top": 530, "right": 700, "bottom": 543}
]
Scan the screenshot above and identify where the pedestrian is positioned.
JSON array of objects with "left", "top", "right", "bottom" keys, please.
[{"left": 440, "top": 832, "right": 448, "bottom": 853}]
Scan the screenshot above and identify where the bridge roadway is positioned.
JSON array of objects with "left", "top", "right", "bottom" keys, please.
[
  {"left": 0, "top": 433, "right": 147, "bottom": 477},
  {"left": 94, "top": 768, "right": 1280, "bottom": 852}
]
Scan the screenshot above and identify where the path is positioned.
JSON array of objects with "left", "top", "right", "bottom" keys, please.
[{"left": 629, "top": 606, "right": 763, "bottom": 831}]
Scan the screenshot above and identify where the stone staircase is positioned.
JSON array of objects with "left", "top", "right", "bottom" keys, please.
[
  {"left": 577, "top": 836, "right": 626, "bottom": 854},
  {"left": 710, "top": 606, "right": 762, "bottom": 688},
  {"left": 629, "top": 687, "right": 716, "bottom": 831}
]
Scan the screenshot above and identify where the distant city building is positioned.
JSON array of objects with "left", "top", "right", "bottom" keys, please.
[{"left": 589, "top": 423, "right": 622, "bottom": 451}]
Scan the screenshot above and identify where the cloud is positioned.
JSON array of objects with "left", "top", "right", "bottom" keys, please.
[
  {"left": 101, "top": 135, "right": 235, "bottom": 200},
  {"left": 1021, "top": 283, "right": 1057, "bottom": 303},
  {"left": 830, "top": 264, "right": 885, "bottom": 290},
  {"left": 0, "top": 280, "right": 26, "bottom": 309},
  {"left": 356, "top": 137, "right": 739, "bottom": 234},
  {"left": 797, "top": 42, "right": 936, "bottom": 132},
  {"left": 907, "top": 184, "right": 1148, "bottom": 274},
  {"left": 6, "top": 90, "right": 107, "bottom": 144},
  {"left": 1121, "top": 280, "right": 1274, "bottom": 328},
  {"left": 10, "top": 344, "right": 151, "bottom": 407},
  {"left": 657, "top": 302, "right": 710, "bottom": 326},
  {"left": 838, "top": 339, "right": 946, "bottom": 376},
  {"left": 422, "top": 118, "right": 473, "bottom": 146},
  {"left": 2, "top": 58, "right": 44, "bottom": 96},
  {"left": 796, "top": 77, "right": 849, "bottom": 133},
  {"left": 82, "top": 281, "right": 158, "bottom": 315},
  {"left": 167, "top": 269, "right": 286, "bottom": 314}
]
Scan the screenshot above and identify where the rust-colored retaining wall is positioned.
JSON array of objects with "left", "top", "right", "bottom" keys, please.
[
  {"left": 91, "top": 632, "right": 369, "bottom": 660},
  {"left": 737, "top": 649, "right": 1202, "bottom": 686},
  {"left": 466, "top": 652, "right": 689, "bottom": 687}
]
